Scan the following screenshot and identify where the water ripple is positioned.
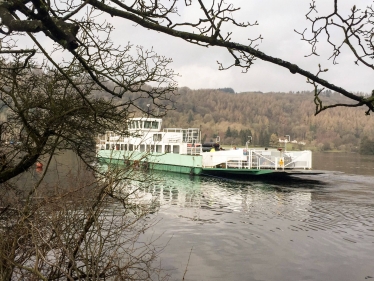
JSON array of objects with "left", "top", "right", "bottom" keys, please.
[{"left": 147, "top": 170, "right": 374, "bottom": 281}]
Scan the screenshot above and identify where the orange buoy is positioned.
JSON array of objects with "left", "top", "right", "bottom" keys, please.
[{"left": 36, "top": 162, "right": 43, "bottom": 168}]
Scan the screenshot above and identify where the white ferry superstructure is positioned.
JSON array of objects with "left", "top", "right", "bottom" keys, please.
[{"left": 96, "top": 117, "right": 313, "bottom": 179}]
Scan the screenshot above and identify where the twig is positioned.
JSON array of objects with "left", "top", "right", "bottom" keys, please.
[{"left": 182, "top": 246, "right": 193, "bottom": 280}]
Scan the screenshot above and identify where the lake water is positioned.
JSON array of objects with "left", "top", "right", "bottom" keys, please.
[
  {"left": 24, "top": 152, "right": 374, "bottom": 281},
  {"left": 142, "top": 153, "right": 374, "bottom": 281}
]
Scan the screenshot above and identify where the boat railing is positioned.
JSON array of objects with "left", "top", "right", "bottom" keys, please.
[
  {"left": 202, "top": 150, "right": 247, "bottom": 168},
  {"left": 250, "top": 150, "right": 277, "bottom": 169},
  {"left": 283, "top": 151, "right": 312, "bottom": 169},
  {"left": 182, "top": 128, "right": 200, "bottom": 143},
  {"left": 164, "top": 128, "right": 201, "bottom": 144},
  {"left": 202, "top": 149, "right": 312, "bottom": 170},
  {"left": 250, "top": 150, "right": 312, "bottom": 170},
  {"left": 186, "top": 146, "right": 202, "bottom": 155},
  {"left": 226, "top": 157, "right": 247, "bottom": 169},
  {"left": 163, "top": 128, "right": 183, "bottom": 133}
]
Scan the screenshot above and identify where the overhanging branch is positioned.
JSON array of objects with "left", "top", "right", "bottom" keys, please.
[{"left": 87, "top": 0, "right": 367, "bottom": 106}]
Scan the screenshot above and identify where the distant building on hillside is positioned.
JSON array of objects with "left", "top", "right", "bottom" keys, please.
[{"left": 278, "top": 138, "right": 306, "bottom": 145}]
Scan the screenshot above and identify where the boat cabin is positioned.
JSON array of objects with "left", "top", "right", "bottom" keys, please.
[
  {"left": 96, "top": 118, "right": 313, "bottom": 173},
  {"left": 97, "top": 118, "right": 202, "bottom": 155}
]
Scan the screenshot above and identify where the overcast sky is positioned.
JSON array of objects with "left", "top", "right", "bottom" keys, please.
[
  {"left": 109, "top": 0, "right": 372, "bottom": 94},
  {"left": 28, "top": 0, "right": 373, "bottom": 95}
]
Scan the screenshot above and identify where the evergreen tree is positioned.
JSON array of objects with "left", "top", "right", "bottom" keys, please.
[
  {"left": 232, "top": 128, "right": 239, "bottom": 138},
  {"left": 225, "top": 127, "right": 232, "bottom": 137},
  {"left": 239, "top": 129, "right": 253, "bottom": 146},
  {"left": 263, "top": 131, "right": 270, "bottom": 147},
  {"left": 259, "top": 130, "right": 265, "bottom": 146},
  {"left": 187, "top": 111, "right": 194, "bottom": 124},
  {"left": 218, "top": 88, "right": 235, "bottom": 94}
]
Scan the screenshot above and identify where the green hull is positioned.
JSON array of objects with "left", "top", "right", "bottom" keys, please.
[
  {"left": 97, "top": 150, "right": 203, "bottom": 175},
  {"left": 99, "top": 156, "right": 203, "bottom": 175},
  {"left": 96, "top": 150, "right": 294, "bottom": 178},
  {"left": 98, "top": 156, "right": 290, "bottom": 179}
]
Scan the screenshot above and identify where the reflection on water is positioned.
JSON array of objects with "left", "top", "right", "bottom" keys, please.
[
  {"left": 13, "top": 151, "right": 374, "bottom": 281},
  {"left": 143, "top": 170, "right": 374, "bottom": 281}
]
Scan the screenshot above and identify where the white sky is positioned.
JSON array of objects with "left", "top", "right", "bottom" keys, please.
[
  {"left": 108, "top": 0, "right": 373, "bottom": 94},
  {"left": 25, "top": 0, "right": 373, "bottom": 95}
]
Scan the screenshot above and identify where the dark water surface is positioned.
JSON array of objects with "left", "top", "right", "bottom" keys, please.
[{"left": 143, "top": 153, "right": 374, "bottom": 281}]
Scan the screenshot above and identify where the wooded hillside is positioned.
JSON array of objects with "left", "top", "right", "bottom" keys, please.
[
  {"left": 3, "top": 87, "right": 373, "bottom": 152},
  {"left": 160, "top": 88, "right": 374, "bottom": 152}
]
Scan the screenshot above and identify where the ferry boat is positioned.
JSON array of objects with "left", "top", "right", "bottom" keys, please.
[{"left": 96, "top": 118, "right": 313, "bottom": 179}]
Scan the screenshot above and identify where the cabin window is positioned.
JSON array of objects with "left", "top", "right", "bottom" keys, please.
[
  {"left": 144, "top": 121, "right": 152, "bottom": 129},
  {"left": 120, "top": 144, "right": 123, "bottom": 150},
  {"left": 152, "top": 121, "right": 158, "bottom": 129},
  {"left": 124, "top": 144, "right": 127, "bottom": 151},
  {"left": 156, "top": 145, "right": 162, "bottom": 153},
  {"left": 115, "top": 144, "right": 120, "bottom": 150},
  {"left": 129, "top": 144, "right": 133, "bottom": 151},
  {"left": 131, "top": 121, "right": 140, "bottom": 129},
  {"left": 153, "top": 134, "right": 162, "bottom": 141},
  {"left": 106, "top": 144, "right": 110, "bottom": 150},
  {"left": 165, "top": 145, "right": 171, "bottom": 153},
  {"left": 172, "top": 145, "right": 180, "bottom": 154},
  {"left": 140, "top": 144, "right": 145, "bottom": 152}
]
